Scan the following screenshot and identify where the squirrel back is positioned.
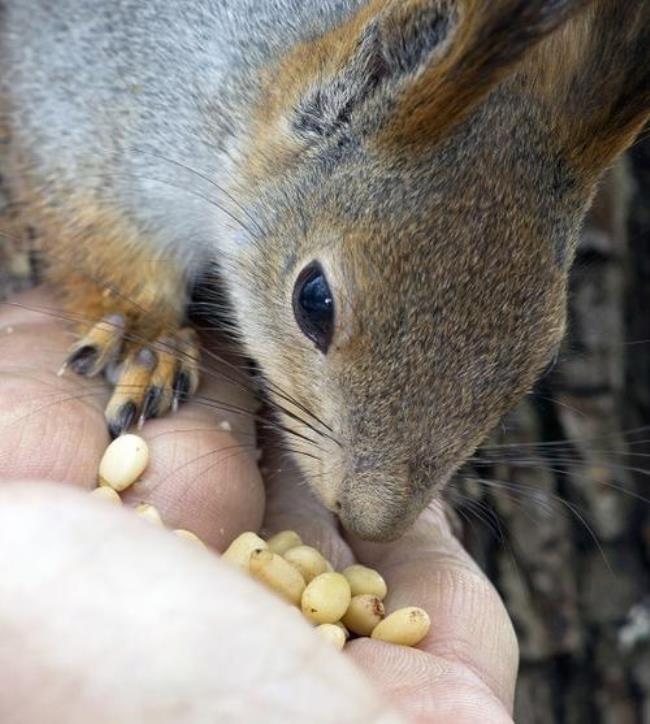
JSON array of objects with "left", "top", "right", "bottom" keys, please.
[{"left": 2, "top": 0, "right": 650, "bottom": 540}]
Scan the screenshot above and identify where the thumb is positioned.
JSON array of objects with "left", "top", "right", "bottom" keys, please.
[{"left": 346, "top": 501, "right": 519, "bottom": 721}]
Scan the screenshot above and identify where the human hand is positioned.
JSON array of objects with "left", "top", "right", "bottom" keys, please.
[{"left": 0, "top": 288, "right": 518, "bottom": 723}]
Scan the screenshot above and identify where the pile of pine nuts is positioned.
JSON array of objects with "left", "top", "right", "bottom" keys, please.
[
  {"left": 221, "top": 529, "right": 431, "bottom": 649},
  {"left": 94, "top": 433, "right": 431, "bottom": 651}
]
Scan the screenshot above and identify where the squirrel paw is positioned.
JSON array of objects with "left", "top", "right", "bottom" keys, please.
[{"left": 62, "top": 317, "right": 200, "bottom": 437}]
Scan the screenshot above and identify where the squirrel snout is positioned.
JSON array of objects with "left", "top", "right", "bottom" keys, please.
[{"left": 337, "top": 467, "right": 428, "bottom": 543}]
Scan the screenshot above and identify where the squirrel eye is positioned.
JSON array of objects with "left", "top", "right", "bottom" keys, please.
[{"left": 292, "top": 262, "right": 335, "bottom": 353}]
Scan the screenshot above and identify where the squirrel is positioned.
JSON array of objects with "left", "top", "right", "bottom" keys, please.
[{"left": 1, "top": 0, "right": 649, "bottom": 541}]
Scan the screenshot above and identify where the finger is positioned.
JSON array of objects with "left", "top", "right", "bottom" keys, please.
[
  {"left": 120, "top": 364, "right": 265, "bottom": 551},
  {"left": 0, "top": 289, "right": 109, "bottom": 486},
  {"left": 347, "top": 642, "right": 514, "bottom": 723},
  {"left": 346, "top": 501, "right": 519, "bottom": 716},
  {"left": 261, "top": 437, "right": 355, "bottom": 571},
  {"left": 0, "top": 482, "right": 404, "bottom": 724},
  {"left": 0, "top": 289, "right": 265, "bottom": 549}
]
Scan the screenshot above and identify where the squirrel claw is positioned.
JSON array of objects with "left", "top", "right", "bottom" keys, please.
[
  {"left": 100, "top": 329, "right": 201, "bottom": 436},
  {"left": 67, "top": 344, "right": 100, "bottom": 376},
  {"left": 108, "top": 401, "right": 137, "bottom": 439},
  {"left": 64, "top": 316, "right": 201, "bottom": 435},
  {"left": 139, "top": 385, "right": 164, "bottom": 426},
  {"left": 64, "top": 314, "right": 126, "bottom": 378}
]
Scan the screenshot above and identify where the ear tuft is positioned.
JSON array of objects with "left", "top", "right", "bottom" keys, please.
[
  {"left": 290, "top": 0, "right": 593, "bottom": 147},
  {"left": 293, "top": 25, "right": 391, "bottom": 140},
  {"left": 378, "top": 3, "right": 454, "bottom": 76},
  {"left": 384, "top": 0, "right": 595, "bottom": 148},
  {"left": 563, "top": 2, "right": 650, "bottom": 177},
  {"left": 292, "top": 2, "right": 454, "bottom": 141}
]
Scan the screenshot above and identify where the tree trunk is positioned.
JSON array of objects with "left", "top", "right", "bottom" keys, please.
[{"left": 451, "top": 146, "right": 650, "bottom": 723}]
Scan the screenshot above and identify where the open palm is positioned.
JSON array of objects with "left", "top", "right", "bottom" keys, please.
[{"left": 0, "top": 288, "right": 517, "bottom": 723}]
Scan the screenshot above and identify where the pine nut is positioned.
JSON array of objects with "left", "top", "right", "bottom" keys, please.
[
  {"left": 90, "top": 486, "right": 122, "bottom": 505},
  {"left": 283, "top": 545, "right": 329, "bottom": 583},
  {"left": 250, "top": 549, "right": 306, "bottom": 605},
  {"left": 301, "top": 572, "right": 351, "bottom": 624},
  {"left": 333, "top": 621, "right": 350, "bottom": 639},
  {"left": 371, "top": 607, "right": 431, "bottom": 647},
  {"left": 174, "top": 529, "right": 206, "bottom": 548},
  {"left": 266, "top": 530, "right": 302, "bottom": 555},
  {"left": 315, "top": 624, "right": 346, "bottom": 650},
  {"left": 221, "top": 532, "right": 268, "bottom": 571},
  {"left": 135, "top": 503, "right": 163, "bottom": 525},
  {"left": 342, "top": 594, "right": 385, "bottom": 636},
  {"left": 98, "top": 434, "right": 149, "bottom": 492},
  {"left": 342, "top": 564, "right": 388, "bottom": 600}
]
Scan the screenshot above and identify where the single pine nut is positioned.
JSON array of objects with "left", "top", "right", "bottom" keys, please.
[
  {"left": 334, "top": 621, "right": 350, "bottom": 639},
  {"left": 135, "top": 503, "right": 163, "bottom": 525},
  {"left": 266, "top": 530, "right": 302, "bottom": 555},
  {"left": 342, "top": 564, "right": 388, "bottom": 600},
  {"left": 315, "top": 624, "right": 346, "bottom": 650},
  {"left": 301, "top": 572, "right": 351, "bottom": 624},
  {"left": 90, "top": 486, "right": 122, "bottom": 505},
  {"left": 371, "top": 607, "right": 431, "bottom": 647},
  {"left": 174, "top": 529, "right": 206, "bottom": 548},
  {"left": 221, "top": 532, "right": 268, "bottom": 571},
  {"left": 98, "top": 434, "right": 149, "bottom": 492},
  {"left": 250, "top": 549, "right": 306, "bottom": 605},
  {"left": 342, "top": 594, "right": 385, "bottom": 636},
  {"left": 283, "top": 545, "right": 329, "bottom": 583}
]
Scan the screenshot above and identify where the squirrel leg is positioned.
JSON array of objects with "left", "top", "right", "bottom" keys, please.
[
  {"left": 7, "top": 146, "right": 202, "bottom": 435},
  {"left": 57, "top": 269, "right": 201, "bottom": 438},
  {"left": 101, "top": 329, "right": 200, "bottom": 437},
  {"left": 40, "top": 218, "right": 200, "bottom": 437}
]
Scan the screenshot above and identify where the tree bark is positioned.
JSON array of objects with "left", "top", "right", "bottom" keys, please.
[{"left": 452, "top": 148, "right": 650, "bottom": 723}]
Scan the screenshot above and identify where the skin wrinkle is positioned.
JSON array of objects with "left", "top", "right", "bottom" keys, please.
[
  {"left": 347, "top": 642, "right": 514, "bottom": 723},
  {"left": 348, "top": 502, "right": 519, "bottom": 710},
  {"left": 388, "top": 568, "right": 517, "bottom": 705}
]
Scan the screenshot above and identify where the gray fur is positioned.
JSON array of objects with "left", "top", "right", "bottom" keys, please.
[{"left": 2, "top": 0, "right": 364, "bottom": 264}]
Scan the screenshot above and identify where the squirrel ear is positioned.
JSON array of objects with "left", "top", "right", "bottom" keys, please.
[
  {"left": 377, "top": 0, "right": 593, "bottom": 146},
  {"left": 542, "top": 3, "right": 650, "bottom": 180},
  {"left": 291, "top": 0, "right": 591, "bottom": 144},
  {"left": 292, "top": 1, "right": 451, "bottom": 141}
]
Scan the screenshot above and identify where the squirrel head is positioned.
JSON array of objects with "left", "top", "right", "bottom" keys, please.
[{"left": 223, "top": 0, "right": 650, "bottom": 540}]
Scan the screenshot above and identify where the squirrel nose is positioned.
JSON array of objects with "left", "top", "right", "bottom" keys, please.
[
  {"left": 337, "top": 468, "right": 422, "bottom": 542},
  {"left": 338, "top": 504, "right": 412, "bottom": 542}
]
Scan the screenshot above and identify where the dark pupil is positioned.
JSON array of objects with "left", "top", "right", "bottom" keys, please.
[{"left": 293, "top": 263, "right": 334, "bottom": 353}]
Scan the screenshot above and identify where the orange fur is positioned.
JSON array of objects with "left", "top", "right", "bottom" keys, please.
[{"left": 11, "top": 184, "right": 185, "bottom": 339}]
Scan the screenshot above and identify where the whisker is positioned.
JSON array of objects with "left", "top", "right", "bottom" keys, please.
[
  {"left": 1, "top": 298, "right": 337, "bottom": 448},
  {"left": 2, "top": 225, "right": 341, "bottom": 446},
  {"left": 130, "top": 147, "right": 266, "bottom": 238},
  {"left": 474, "top": 476, "right": 612, "bottom": 573},
  {"left": 105, "top": 170, "right": 262, "bottom": 241},
  {"left": 482, "top": 425, "right": 650, "bottom": 450}
]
